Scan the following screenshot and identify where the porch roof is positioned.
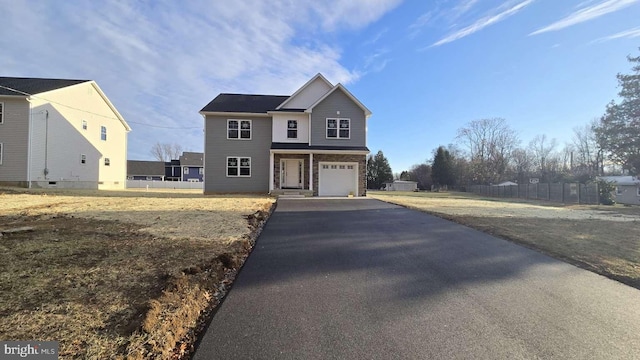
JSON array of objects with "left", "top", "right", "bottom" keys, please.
[{"left": 271, "top": 142, "right": 369, "bottom": 152}]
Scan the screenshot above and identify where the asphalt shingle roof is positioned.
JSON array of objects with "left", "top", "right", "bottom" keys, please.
[
  {"left": 179, "top": 152, "right": 204, "bottom": 166},
  {"left": 200, "top": 94, "right": 289, "bottom": 113},
  {"left": 0, "top": 76, "right": 91, "bottom": 96},
  {"left": 127, "top": 160, "right": 165, "bottom": 176}
]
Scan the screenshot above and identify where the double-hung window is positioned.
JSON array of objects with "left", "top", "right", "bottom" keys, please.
[
  {"left": 227, "top": 157, "right": 251, "bottom": 177},
  {"left": 101, "top": 126, "right": 107, "bottom": 141},
  {"left": 287, "top": 120, "right": 298, "bottom": 139},
  {"left": 82, "top": 119, "right": 87, "bottom": 130},
  {"left": 228, "top": 120, "right": 251, "bottom": 139},
  {"left": 327, "top": 118, "right": 350, "bottom": 139}
]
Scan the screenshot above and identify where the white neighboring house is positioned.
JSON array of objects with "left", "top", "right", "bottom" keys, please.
[
  {"left": 383, "top": 180, "right": 418, "bottom": 191},
  {"left": 598, "top": 176, "right": 640, "bottom": 205},
  {"left": 0, "top": 77, "right": 131, "bottom": 189}
]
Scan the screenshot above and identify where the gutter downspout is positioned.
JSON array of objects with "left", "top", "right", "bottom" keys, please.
[
  {"left": 27, "top": 102, "right": 33, "bottom": 188},
  {"left": 43, "top": 109, "right": 49, "bottom": 179}
]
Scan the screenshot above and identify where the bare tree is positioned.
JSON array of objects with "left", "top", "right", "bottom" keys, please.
[
  {"left": 572, "top": 120, "right": 602, "bottom": 179},
  {"left": 528, "top": 134, "right": 557, "bottom": 181},
  {"left": 510, "top": 147, "right": 533, "bottom": 184},
  {"left": 456, "top": 118, "right": 519, "bottom": 184},
  {"left": 150, "top": 142, "right": 183, "bottom": 161}
]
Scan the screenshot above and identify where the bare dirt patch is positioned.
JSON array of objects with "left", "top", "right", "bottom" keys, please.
[
  {"left": 0, "top": 187, "right": 274, "bottom": 359},
  {"left": 369, "top": 191, "right": 640, "bottom": 289}
]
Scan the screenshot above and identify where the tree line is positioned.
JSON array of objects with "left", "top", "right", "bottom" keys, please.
[{"left": 368, "top": 49, "right": 640, "bottom": 190}]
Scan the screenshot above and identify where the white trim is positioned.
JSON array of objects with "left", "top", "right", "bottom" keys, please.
[
  {"left": 276, "top": 73, "right": 333, "bottom": 110},
  {"left": 226, "top": 156, "right": 251, "bottom": 177},
  {"left": 309, "top": 153, "right": 313, "bottom": 191},
  {"left": 269, "top": 152, "right": 274, "bottom": 191},
  {"left": 227, "top": 119, "right": 252, "bottom": 140},
  {"left": 0, "top": 142, "right": 3, "bottom": 165},
  {"left": 326, "top": 118, "right": 350, "bottom": 139},
  {"left": 200, "top": 111, "right": 270, "bottom": 118},
  {"left": 306, "top": 84, "right": 372, "bottom": 117},
  {"left": 0, "top": 101, "right": 4, "bottom": 124}
]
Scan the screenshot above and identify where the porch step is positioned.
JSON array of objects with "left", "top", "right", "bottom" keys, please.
[
  {"left": 270, "top": 189, "right": 314, "bottom": 197},
  {"left": 278, "top": 194, "right": 306, "bottom": 198}
]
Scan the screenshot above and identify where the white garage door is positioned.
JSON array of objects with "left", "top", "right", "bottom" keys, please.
[{"left": 318, "top": 162, "right": 358, "bottom": 196}]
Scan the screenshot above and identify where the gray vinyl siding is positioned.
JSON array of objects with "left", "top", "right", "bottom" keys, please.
[
  {"left": 204, "top": 115, "right": 271, "bottom": 193},
  {"left": 310, "top": 90, "right": 366, "bottom": 147},
  {"left": 0, "top": 98, "right": 30, "bottom": 182}
]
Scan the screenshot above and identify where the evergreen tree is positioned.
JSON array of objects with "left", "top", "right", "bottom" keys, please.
[
  {"left": 431, "top": 146, "right": 454, "bottom": 187},
  {"left": 366, "top": 150, "right": 393, "bottom": 189},
  {"left": 594, "top": 50, "right": 640, "bottom": 175}
]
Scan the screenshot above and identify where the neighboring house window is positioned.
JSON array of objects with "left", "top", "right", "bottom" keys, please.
[
  {"left": 0, "top": 102, "right": 4, "bottom": 124},
  {"left": 0, "top": 143, "right": 3, "bottom": 165},
  {"left": 146, "top": 176, "right": 152, "bottom": 181},
  {"left": 81, "top": 154, "right": 86, "bottom": 164},
  {"left": 183, "top": 167, "right": 189, "bottom": 174},
  {"left": 101, "top": 126, "right": 107, "bottom": 141},
  {"left": 616, "top": 187, "right": 622, "bottom": 195},
  {"left": 104, "top": 158, "right": 110, "bottom": 166},
  {"left": 637, "top": 186, "right": 640, "bottom": 196},
  {"left": 127, "top": 176, "right": 133, "bottom": 180},
  {"left": 327, "top": 118, "right": 350, "bottom": 139},
  {"left": 228, "top": 120, "right": 251, "bottom": 139},
  {"left": 227, "top": 157, "right": 251, "bottom": 177},
  {"left": 199, "top": 167, "right": 204, "bottom": 175},
  {"left": 287, "top": 120, "right": 297, "bottom": 138},
  {"left": 82, "top": 119, "right": 87, "bottom": 130}
]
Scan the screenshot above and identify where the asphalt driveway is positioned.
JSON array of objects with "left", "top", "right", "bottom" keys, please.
[{"left": 194, "top": 198, "right": 640, "bottom": 359}]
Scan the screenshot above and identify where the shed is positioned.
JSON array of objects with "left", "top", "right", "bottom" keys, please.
[
  {"left": 383, "top": 180, "right": 418, "bottom": 192},
  {"left": 598, "top": 176, "right": 640, "bottom": 205}
]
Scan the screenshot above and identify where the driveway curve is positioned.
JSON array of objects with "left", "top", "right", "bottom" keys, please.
[{"left": 194, "top": 198, "right": 640, "bottom": 359}]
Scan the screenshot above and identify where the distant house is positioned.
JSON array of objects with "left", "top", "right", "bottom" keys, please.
[
  {"left": 0, "top": 76, "right": 130, "bottom": 189},
  {"left": 383, "top": 180, "right": 418, "bottom": 192},
  {"left": 598, "top": 176, "right": 640, "bottom": 205},
  {"left": 127, "top": 151, "right": 204, "bottom": 183},
  {"left": 127, "top": 160, "right": 165, "bottom": 181},
  {"left": 179, "top": 152, "right": 204, "bottom": 182}
]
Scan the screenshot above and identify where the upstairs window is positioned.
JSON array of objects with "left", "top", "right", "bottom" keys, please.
[
  {"left": 287, "top": 120, "right": 298, "bottom": 139},
  {"left": 228, "top": 120, "right": 251, "bottom": 139},
  {"left": 101, "top": 126, "right": 107, "bottom": 141},
  {"left": 0, "top": 102, "right": 4, "bottom": 124},
  {"left": 104, "top": 158, "right": 110, "bottom": 166},
  {"left": 82, "top": 119, "right": 87, "bottom": 130},
  {"left": 81, "top": 154, "right": 86, "bottom": 164},
  {"left": 327, "top": 118, "right": 350, "bottom": 139},
  {"left": 227, "top": 157, "right": 251, "bottom": 177}
]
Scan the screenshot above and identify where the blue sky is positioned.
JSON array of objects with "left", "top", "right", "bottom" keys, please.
[{"left": 2, "top": 0, "right": 639, "bottom": 173}]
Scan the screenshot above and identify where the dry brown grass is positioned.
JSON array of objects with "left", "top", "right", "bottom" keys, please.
[
  {"left": 0, "top": 187, "right": 274, "bottom": 359},
  {"left": 369, "top": 191, "right": 640, "bottom": 289}
]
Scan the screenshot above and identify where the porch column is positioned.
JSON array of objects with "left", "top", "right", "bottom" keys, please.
[
  {"left": 269, "top": 152, "right": 274, "bottom": 192},
  {"left": 309, "top": 153, "right": 313, "bottom": 191}
]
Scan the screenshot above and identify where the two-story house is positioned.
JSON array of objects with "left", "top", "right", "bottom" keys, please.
[
  {"left": 0, "top": 76, "right": 130, "bottom": 189},
  {"left": 179, "top": 151, "right": 204, "bottom": 182},
  {"left": 200, "top": 73, "right": 370, "bottom": 196}
]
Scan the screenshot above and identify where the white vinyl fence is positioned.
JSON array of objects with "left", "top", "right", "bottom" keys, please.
[{"left": 126, "top": 180, "right": 203, "bottom": 190}]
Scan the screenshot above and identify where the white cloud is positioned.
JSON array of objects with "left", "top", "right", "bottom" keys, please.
[
  {"left": 592, "top": 26, "right": 640, "bottom": 43},
  {"left": 530, "top": 0, "right": 640, "bottom": 35},
  {"left": 430, "top": 0, "right": 535, "bottom": 47},
  {"left": 0, "top": 0, "right": 397, "bottom": 160}
]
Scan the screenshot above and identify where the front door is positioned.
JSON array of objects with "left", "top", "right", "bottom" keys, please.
[{"left": 282, "top": 159, "right": 302, "bottom": 188}]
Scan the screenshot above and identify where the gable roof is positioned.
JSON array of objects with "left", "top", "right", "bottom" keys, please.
[
  {"left": 0, "top": 76, "right": 90, "bottom": 96},
  {"left": 276, "top": 73, "right": 333, "bottom": 110},
  {"left": 179, "top": 152, "right": 204, "bottom": 166},
  {"left": 200, "top": 94, "right": 288, "bottom": 113},
  {"left": 307, "top": 83, "right": 372, "bottom": 117},
  {"left": 127, "top": 160, "right": 165, "bottom": 176}
]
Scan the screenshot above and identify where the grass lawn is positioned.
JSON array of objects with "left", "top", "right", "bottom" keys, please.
[
  {"left": 369, "top": 191, "right": 640, "bottom": 290},
  {"left": 0, "top": 187, "right": 274, "bottom": 359}
]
